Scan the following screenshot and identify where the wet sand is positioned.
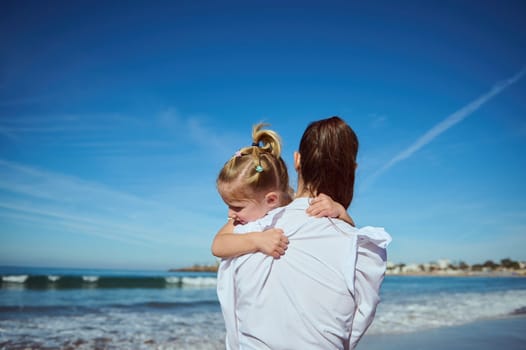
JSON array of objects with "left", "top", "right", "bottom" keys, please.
[{"left": 357, "top": 315, "right": 526, "bottom": 350}]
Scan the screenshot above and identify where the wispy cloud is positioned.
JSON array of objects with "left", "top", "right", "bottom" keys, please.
[
  {"left": 0, "top": 199, "right": 170, "bottom": 246},
  {"left": 0, "top": 114, "right": 112, "bottom": 140},
  {"left": 0, "top": 94, "right": 54, "bottom": 107},
  {"left": 0, "top": 107, "right": 240, "bottom": 255},
  {"left": 367, "top": 67, "right": 526, "bottom": 184},
  {"left": 186, "top": 116, "right": 238, "bottom": 155},
  {"left": 157, "top": 107, "right": 243, "bottom": 156},
  {"left": 0, "top": 158, "right": 215, "bottom": 247},
  {"left": 0, "top": 158, "right": 156, "bottom": 207},
  {"left": 369, "top": 114, "right": 389, "bottom": 129},
  {"left": 0, "top": 126, "right": 18, "bottom": 140},
  {"left": 1, "top": 108, "right": 238, "bottom": 157}
]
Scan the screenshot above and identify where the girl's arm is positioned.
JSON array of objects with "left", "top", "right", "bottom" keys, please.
[
  {"left": 211, "top": 220, "right": 289, "bottom": 259},
  {"left": 306, "top": 193, "right": 355, "bottom": 226}
]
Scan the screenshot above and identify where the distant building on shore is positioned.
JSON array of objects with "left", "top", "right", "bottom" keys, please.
[{"left": 386, "top": 258, "right": 526, "bottom": 276}]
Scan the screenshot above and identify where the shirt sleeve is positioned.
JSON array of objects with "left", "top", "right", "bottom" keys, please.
[{"left": 349, "top": 226, "right": 391, "bottom": 349}]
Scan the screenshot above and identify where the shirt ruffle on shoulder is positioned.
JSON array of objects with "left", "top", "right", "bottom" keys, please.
[{"left": 355, "top": 226, "right": 392, "bottom": 249}]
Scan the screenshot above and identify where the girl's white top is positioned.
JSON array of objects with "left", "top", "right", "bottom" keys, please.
[{"left": 217, "top": 197, "right": 391, "bottom": 350}]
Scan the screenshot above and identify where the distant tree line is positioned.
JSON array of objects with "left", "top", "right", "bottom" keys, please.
[
  {"left": 389, "top": 258, "right": 523, "bottom": 273},
  {"left": 469, "top": 258, "right": 521, "bottom": 271}
]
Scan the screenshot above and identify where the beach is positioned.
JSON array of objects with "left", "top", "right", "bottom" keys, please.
[
  {"left": 1, "top": 267, "right": 526, "bottom": 349},
  {"left": 358, "top": 315, "right": 526, "bottom": 350}
]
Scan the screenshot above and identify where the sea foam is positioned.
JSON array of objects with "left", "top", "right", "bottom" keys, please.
[
  {"left": 165, "top": 276, "right": 181, "bottom": 284},
  {"left": 181, "top": 276, "right": 217, "bottom": 287},
  {"left": 369, "top": 289, "right": 526, "bottom": 334},
  {"left": 2, "top": 275, "right": 28, "bottom": 283},
  {"left": 48, "top": 275, "right": 60, "bottom": 282},
  {"left": 82, "top": 276, "right": 99, "bottom": 283}
]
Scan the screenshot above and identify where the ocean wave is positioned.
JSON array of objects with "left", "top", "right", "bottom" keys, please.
[
  {"left": 0, "top": 304, "right": 92, "bottom": 314},
  {"left": 0, "top": 307, "right": 226, "bottom": 349},
  {"left": 82, "top": 276, "right": 99, "bottom": 283},
  {"left": 141, "top": 300, "right": 219, "bottom": 309},
  {"left": 0, "top": 300, "right": 219, "bottom": 313},
  {"left": 165, "top": 276, "right": 180, "bottom": 284},
  {"left": 48, "top": 275, "right": 60, "bottom": 282},
  {"left": 165, "top": 276, "right": 218, "bottom": 287},
  {"left": 369, "top": 289, "right": 526, "bottom": 334},
  {"left": 181, "top": 277, "right": 217, "bottom": 287},
  {"left": 0, "top": 274, "right": 217, "bottom": 289},
  {"left": 1, "top": 275, "right": 28, "bottom": 283}
]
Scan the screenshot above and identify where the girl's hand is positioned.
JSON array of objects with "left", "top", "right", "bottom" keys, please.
[
  {"left": 253, "top": 228, "right": 289, "bottom": 259},
  {"left": 307, "top": 193, "right": 355, "bottom": 227},
  {"left": 307, "top": 193, "right": 345, "bottom": 218}
]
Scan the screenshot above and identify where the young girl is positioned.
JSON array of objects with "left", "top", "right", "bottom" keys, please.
[{"left": 211, "top": 123, "right": 353, "bottom": 260}]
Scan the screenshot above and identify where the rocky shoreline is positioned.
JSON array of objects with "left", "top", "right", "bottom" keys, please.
[{"left": 169, "top": 264, "right": 218, "bottom": 273}]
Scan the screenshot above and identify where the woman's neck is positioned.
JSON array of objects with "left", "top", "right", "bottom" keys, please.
[
  {"left": 294, "top": 183, "right": 311, "bottom": 199},
  {"left": 295, "top": 176, "right": 312, "bottom": 199}
]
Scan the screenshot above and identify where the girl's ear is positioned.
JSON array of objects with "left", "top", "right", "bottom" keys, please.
[
  {"left": 294, "top": 151, "right": 301, "bottom": 171},
  {"left": 265, "top": 192, "right": 280, "bottom": 209}
]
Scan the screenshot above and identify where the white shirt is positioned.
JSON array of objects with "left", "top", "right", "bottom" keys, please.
[{"left": 217, "top": 198, "right": 391, "bottom": 350}]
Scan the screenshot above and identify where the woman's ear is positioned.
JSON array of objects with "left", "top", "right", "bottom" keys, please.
[{"left": 294, "top": 151, "right": 301, "bottom": 171}]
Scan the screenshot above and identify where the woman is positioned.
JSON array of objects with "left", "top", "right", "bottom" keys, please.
[{"left": 217, "top": 116, "right": 391, "bottom": 349}]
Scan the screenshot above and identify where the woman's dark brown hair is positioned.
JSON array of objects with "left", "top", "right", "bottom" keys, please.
[{"left": 298, "top": 116, "right": 358, "bottom": 209}]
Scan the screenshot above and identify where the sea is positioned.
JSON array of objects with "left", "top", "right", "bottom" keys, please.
[{"left": 1, "top": 266, "right": 526, "bottom": 350}]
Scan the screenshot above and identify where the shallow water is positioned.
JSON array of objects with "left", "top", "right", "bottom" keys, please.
[{"left": 1, "top": 267, "right": 526, "bottom": 349}]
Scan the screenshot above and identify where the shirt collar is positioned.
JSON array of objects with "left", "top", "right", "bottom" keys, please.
[
  {"left": 286, "top": 197, "right": 311, "bottom": 210},
  {"left": 253, "top": 197, "right": 310, "bottom": 230}
]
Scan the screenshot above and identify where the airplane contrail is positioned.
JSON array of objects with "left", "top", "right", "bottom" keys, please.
[{"left": 368, "top": 66, "right": 526, "bottom": 183}]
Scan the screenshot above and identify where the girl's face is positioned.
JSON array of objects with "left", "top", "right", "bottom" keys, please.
[
  {"left": 223, "top": 196, "right": 271, "bottom": 225},
  {"left": 218, "top": 183, "right": 278, "bottom": 225}
]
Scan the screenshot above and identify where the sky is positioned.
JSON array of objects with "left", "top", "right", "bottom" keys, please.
[{"left": 1, "top": 0, "right": 525, "bottom": 270}]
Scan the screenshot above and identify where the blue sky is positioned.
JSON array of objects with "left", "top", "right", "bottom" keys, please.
[{"left": 1, "top": 0, "right": 525, "bottom": 270}]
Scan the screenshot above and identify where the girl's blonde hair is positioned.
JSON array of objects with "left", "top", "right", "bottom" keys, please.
[{"left": 217, "top": 123, "right": 291, "bottom": 202}]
